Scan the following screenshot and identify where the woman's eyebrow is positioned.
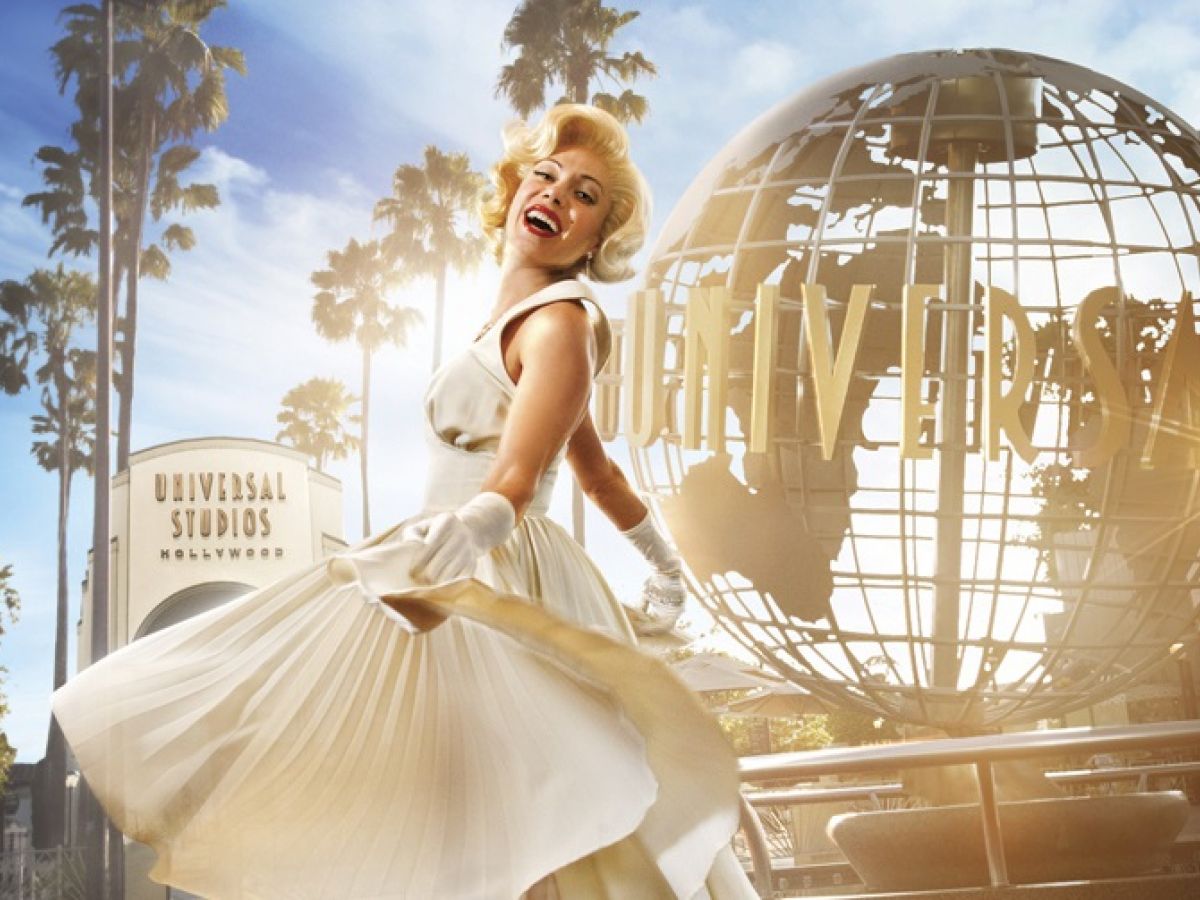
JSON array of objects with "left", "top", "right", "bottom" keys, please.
[{"left": 538, "top": 157, "right": 605, "bottom": 195}]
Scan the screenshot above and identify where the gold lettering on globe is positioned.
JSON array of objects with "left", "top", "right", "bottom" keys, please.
[{"left": 611, "top": 284, "right": 1200, "bottom": 467}]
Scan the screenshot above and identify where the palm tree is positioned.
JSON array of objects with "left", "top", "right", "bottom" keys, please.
[
  {"left": 8, "top": 265, "right": 97, "bottom": 847},
  {"left": 374, "top": 146, "right": 488, "bottom": 372},
  {"left": 276, "top": 377, "right": 361, "bottom": 473},
  {"left": 312, "top": 238, "right": 421, "bottom": 536},
  {"left": 0, "top": 275, "right": 38, "bottom": 396},
  {"left": 24, "top": 0, "right": 243, "bottom": 472},
  {"left": 495, "top": 0, "right": 656, "bottom": 124}
]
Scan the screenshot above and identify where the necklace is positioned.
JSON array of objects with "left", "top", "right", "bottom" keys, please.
[
  {"left": 474, "top": 281, "right": 567, "bottom": 343},
  {"left": 473, "top": 319, "right": 496, "bottom": 342}
]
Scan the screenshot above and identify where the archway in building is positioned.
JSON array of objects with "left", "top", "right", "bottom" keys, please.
[{"left": 136, "top": 581, "right": 254, "bottom": 640}]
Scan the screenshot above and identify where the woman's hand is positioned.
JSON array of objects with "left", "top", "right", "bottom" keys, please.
[
  {"left": 405, "top": 492, "right": 516, "bottom": 584},
  {"left": 635, "top": 570, "right": 687, "bottom": 635},
  {"left": 620, "top": 510, "right": 687, "bottom": 635}
]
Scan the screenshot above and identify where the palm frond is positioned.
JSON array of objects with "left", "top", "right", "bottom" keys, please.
[
  {"left": 157, "top": 143, "right": 201, "bottom": 179},
  {"left": 160, "top": 223, "right": 196, "bottom": 252},
  {"left": 591, "top": 88, "right": 649, "bottom": 124},
  {"left": 211, "top": 45, "right": 247, "bottom": 76},
  {"left": 140, "top": 243, "right": 171, "bottom": 279},
  {"left": 179, "top": 182, "right": 219, "bottom": 212}
]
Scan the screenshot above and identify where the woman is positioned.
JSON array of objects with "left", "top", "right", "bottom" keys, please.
[
  {"left": 51, "top": 104, "right": 757, "bottom": 899},
  {"left": 404, "top": 101, "right": 687, "bottom": 637}
]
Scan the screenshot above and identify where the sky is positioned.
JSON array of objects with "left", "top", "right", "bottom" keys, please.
[{"left": 2, "top": 0, "right": 1199, "bottom": 764}]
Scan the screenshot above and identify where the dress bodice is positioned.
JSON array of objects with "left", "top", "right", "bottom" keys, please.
[{"left": 421, "top": 279, "right": 612, "bottom": 515}]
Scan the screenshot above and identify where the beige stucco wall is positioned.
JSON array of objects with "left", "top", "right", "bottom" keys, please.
[{"left": 76, "top": 437, "right": 345, "bottom": 668}]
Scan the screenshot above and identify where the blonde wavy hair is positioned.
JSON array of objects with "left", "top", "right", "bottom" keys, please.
[{"left": 478, "top": 103, "right": 651, "bottom": 283}]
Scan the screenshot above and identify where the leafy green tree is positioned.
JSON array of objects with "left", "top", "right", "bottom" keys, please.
[
  {"left": 24, "top": 0, "right": 244, "bottom": 471},
  {"left": 668, "top": 647, "right": 836, "bottom": 755},
  {"left": 717, "top": 709, "right": 833, "bottom": 756},
  {"left": 374, "top": 146, "right": 488, "bottom": 372},
  {"left": 825, "top": 708, "right": 900, "bottom": 746},
  {"left": 0, "top": 563, "right": 21, "bottom": 796},
  {"left": 276, "top": 377, "right": 361, "bottom": 473},
  {"left": 496, "top": 0, "right": 656, "bottom": 124},
  {"left": 311, "top": 239, "right": 421, "bottom": 537}
]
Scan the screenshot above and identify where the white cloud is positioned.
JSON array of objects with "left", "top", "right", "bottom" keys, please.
[
  {"left": 190, "top": 145, "right": 270, "bottom": 193},
  {"left": 732, "top": 41, "right": 798, "bottom": 98},
  {"left": 0, "top": 180, "right": 61, "bottom": 276},
  {"left": 1168, "top": 70, "right": 1200, "bottom": 126},
  {"left": 238, "top": 0, "right": 518, "bottom": 158},
  {"left": 656, "top": 4, "right": 730, "bottom": 49}
]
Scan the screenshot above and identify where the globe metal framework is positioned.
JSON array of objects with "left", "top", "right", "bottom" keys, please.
[{"left": 631, "top": 48, "right": 1200, "bottom": 728}]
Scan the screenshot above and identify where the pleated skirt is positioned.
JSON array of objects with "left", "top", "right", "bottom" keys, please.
[{"left": 51, "top": 514, "right": 758, "bottom": 899}]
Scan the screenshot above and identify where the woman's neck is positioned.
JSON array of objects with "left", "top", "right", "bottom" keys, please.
[{"left": 493, "top": 262, "right": 576, "bottom": 316}]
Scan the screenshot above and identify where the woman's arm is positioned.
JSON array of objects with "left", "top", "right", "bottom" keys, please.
[
  {"left": 406, "top": 298, "right": 598, "bottom": 584},
  {"left": 567, "top": 404, "right": 687, "bottom": 634},
  {"left": 479, "top": 300, "right": 597, "bottom": 520},
  {"left": 565, "top": 409, "right": 647, "bottom": 531}
]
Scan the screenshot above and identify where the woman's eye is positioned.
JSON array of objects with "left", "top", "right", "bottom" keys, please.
[
  {"left": 533, "top": 169, "right": 553, "bottom": 181},
  {"left": 576, "top": 191, "right": 596, "bottom": 204}
]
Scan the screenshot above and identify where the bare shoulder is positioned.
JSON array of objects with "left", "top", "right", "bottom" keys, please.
[
  {"left": 527, "top": 298, "right": 592, "bottom": 333},
  {"left": 513, "top": 299, "right": 594, "bottom": 354},
  {"left": 504, "top": 298, "right": 595, "bottom": 384}
]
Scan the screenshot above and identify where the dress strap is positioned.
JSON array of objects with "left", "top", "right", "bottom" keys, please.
[{"left": 478, "top": 279, "right": 612, "bottom": 379}]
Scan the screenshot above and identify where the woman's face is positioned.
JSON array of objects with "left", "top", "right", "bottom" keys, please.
[{"left": 503, "top": 144, "right": 613, "bottom": 275}]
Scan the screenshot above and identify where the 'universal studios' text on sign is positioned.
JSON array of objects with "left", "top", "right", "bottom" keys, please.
[{"left": 153, "top": 469, "right": 290, "bottom": 561}]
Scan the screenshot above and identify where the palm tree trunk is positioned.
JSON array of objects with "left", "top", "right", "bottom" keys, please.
[
  {"left": 360, "top": 345, "right": 372, "bottom": 537},
  {"left": 115, "top": 287, "right": 143, "bottom": 479},
  {"left": 117, "top": 117, "right": 155, "bottom": 473},
  {"left": 55, "top": 425, "right": 70, "bottom": 691},
  {"left": 47, "top": 412, "right": 71, "bottom": 847},
  {"left": 117, "top": 256, "right": 138, "bottom": 472},
  {"left": 433, "top": 264, "right": 446, "bottom": 372},
  {"left": 569, "top": 53, "right": 589, "bottom": 104},
  {"left": 109, "top": 255, "right": 124, "bottom": 463}
]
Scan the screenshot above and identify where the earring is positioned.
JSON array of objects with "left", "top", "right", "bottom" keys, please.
[{"left": 585, "top": 251, "right": 594, "bottom": 281}]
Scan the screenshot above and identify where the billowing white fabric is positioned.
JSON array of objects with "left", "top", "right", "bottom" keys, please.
[{"left": 51, "top": 279, "right": 758, "bottom": 899}]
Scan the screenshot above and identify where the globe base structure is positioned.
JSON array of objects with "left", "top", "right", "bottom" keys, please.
[{"left": 829, "top": 792, "right": 1190, "bottom": 891}]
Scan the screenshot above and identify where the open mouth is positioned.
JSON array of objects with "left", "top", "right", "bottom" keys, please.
[{"left": 524, "top": 204, "right": 561, "bottom": 236}]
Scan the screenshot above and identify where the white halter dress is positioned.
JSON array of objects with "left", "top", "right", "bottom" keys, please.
[{"left": 50, "top": 279, "right": 757, "bottom": 900}]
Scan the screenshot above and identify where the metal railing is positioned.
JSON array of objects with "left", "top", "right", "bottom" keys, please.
[
  {"left": 0, "top": 845, "right": 86, "bottom": 900},
  {"left": 737, "top": 719, "right": 1200, "bottom": 897},
  {"left": 1048, "top": 760, "right": 1200, "bottom": 791}
]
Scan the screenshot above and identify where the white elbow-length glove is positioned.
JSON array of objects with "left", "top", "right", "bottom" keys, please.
[
  {"left": 622, "top": 510, "right": 687, "bottom": 635},
  {"left": 404, "top": 491, "right": 517, "bottom": 584}
]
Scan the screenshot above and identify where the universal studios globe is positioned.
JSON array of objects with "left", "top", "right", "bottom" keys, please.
[{"left": 626, "top": 48, "right": 1200, "bottom": 728}]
